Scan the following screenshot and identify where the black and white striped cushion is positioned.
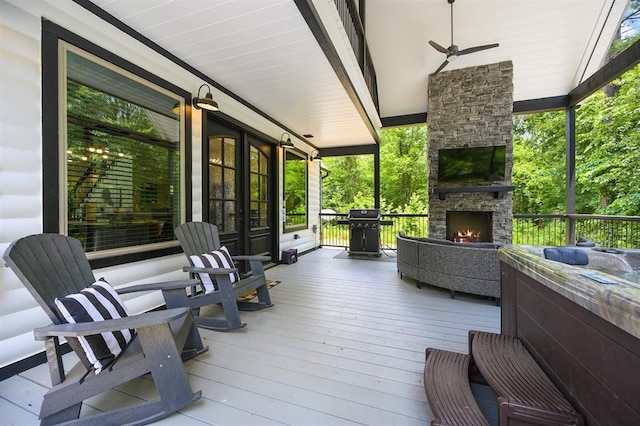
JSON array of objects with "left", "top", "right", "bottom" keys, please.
[
  {"left": 54, "top": 279, "right": 134, "bottom": 374},
  {"left": 190, "top": 246, "right": 239, "bottom": 293}
]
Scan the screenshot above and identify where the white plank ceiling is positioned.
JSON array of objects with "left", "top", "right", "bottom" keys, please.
[{"left": 89, "top": 0, "right": 627, "bottom": 148}]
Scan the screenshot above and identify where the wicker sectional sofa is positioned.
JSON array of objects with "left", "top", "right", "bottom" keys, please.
[{"left": 397, "top": 233, "right": 502, "bottom": 303}]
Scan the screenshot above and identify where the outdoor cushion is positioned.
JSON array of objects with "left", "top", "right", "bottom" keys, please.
[
  {"left": 190, "top": 246, "right": 239, "bottom": 293},
  {"left": 543, "top": 247, "right": 589, "bottom": 266},
  {"left": 54, "top": 279, "right": 134, "bottom": 373}
]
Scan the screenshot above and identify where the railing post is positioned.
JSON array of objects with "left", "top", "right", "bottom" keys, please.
[{"left": 565, "top": 215, "right": 576, "bottom": 246}]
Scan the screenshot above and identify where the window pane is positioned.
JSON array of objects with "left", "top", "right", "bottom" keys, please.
[
  {"left": 210, "top": 200, "right": 223, "bottom": 228},
  {"left": 260, "top": 153, "right": 267, "bottom": 174},
  {"left": 250, "top": 146, "right": 258, "bottom": 172},
  {"left": 210, "top": 166, "right": 223, "bottom": 198},
  {"left": 224, "top": 201, "right": 236, "bottom": 232},
  {"left": 261, "top": 175, "right": 268, "bottom": 202},
  {"left": 209, "top": 137, "right": 222, "bottom": 166},
  {"left": 65, "top": 49, "right": 181, "bottom": 252},
  {"left": 251, "top": 173, "right": 259, "bottom": 199},
  {"left": 251, "top": 201, "right": 259, "bottom": 228},
  {"left": 224, "top": 168, "right": 235, "bottom": 199},
  {"left": 260, "top": 201, "right": 268, "bottom": 227},
  {"left": 224, "top": 138, "right": 235, "bottom": 167}
]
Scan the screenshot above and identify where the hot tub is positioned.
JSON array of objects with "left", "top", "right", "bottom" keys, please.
[
  {"left": 517, "top": 244, "right": 640, "bottom": 287},
  {"left": 498, "top": 245, "right": 640, "bottom": 425}
]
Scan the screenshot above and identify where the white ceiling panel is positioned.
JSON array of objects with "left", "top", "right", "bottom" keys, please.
[{"left": 90, "top": 0, "right": 628, "bottom": 148}]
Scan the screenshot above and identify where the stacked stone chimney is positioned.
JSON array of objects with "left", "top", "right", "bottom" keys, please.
[{"left": 427, "top": 61, "right": 514, "bottom": 244}]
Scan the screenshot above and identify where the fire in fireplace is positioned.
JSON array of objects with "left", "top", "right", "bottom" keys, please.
[
  {"left": 453, "top": 229, "right": 482, "bottom": 243},
  {"left": 446, "top": 211, "right": 493, "bottom": 243}
]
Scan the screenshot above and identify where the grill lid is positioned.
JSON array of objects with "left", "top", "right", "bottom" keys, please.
[{"left": 348, "top": 209, "right": 380, "bottom": 219}]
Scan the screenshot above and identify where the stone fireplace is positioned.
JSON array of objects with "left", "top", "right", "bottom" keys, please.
[{"left": 427, "top": 61, "right": 514, "bottom": 244}]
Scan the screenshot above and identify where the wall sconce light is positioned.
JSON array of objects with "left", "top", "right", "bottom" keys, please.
[
  {"left": 310, "top": 150, "right": 322, "bottom": 161},
  {"left": 279, "top": 132, "right": 294, "bottom": 147},
  {"left": 192, "top": 84, "right": 219, "bottom": 111}
]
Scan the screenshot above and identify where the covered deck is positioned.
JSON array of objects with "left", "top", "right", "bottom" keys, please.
[{"left": 0, "top": 247, "right": 500, "bottom": 425}]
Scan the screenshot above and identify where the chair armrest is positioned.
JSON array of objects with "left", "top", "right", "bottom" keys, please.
[
  {"left": 233, "top": 255, "right": 270, "bottom": 262},
  {"left": 33, "top": 308, "right": 189, "bottom": 340},
  {"left": 117, "top": 279, "right": 201, "bottom": 294},
  {"left": 182, "top": 266, "right": 238, "bottom": 275}
]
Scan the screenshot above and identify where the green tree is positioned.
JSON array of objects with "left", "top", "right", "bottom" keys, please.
[
  {"left": 576, "top": 66, "right": 640, "bottom": 215},
  {"left": 513, "top": 65, "right": 640, "bottom": 216},
  {"left": 512, "top": 111, "right": 566, "bottom": 214},
  {"left": 322, "top": 155, "right": 374, "bottom": 211},
  {"left": 513, "top": 1, "right": 640, "bottom": 216},
  {"left": 379, "top": 126, "right": 427, "bottom": 212}
]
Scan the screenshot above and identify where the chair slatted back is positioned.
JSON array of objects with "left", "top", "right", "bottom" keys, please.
[
  {"left": 4, "top": 234, "right": 98, "bottom": 368},
  {"left": 3, "top": 234, "right": 96, "bottom": 324},
  {"left": 174, "top": 222, "right": 222, "bottom": 258}
]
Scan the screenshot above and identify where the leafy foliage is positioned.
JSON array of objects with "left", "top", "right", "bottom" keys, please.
[
  {"left": 513, "top": 64, "right": 640, "bottom": 216},
  {"left": 379, "top": 126, "right": 427, "bottom": 212},
  {"left": 322, "top": 126, "right": 427, "bottom": 213},
  {"left": 322, "top": 154, "right": 374, "bottom": 211}
]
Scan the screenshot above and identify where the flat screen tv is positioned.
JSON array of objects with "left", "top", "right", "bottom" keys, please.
[{"left": 438, "top": 145, "right": 506, "bottom": 183}]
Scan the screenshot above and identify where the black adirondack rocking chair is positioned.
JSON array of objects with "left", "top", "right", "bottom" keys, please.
[
  {"left": 174, "top": 222, "right": 274, "bottom": 331},
  {"left": 3, "top": 234, "right": 207, "bottom": 425}
]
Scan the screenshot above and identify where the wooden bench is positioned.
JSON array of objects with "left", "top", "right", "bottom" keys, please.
[
  {"left": 424, "top": 348, "right": 489, "bottom": 426},
  {"left": 469, "top": 331, "right": 583, "bottom": 425}
]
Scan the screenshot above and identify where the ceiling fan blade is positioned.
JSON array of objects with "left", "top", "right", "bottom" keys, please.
[
  {"left": 434, "top": 59, "right": 450, "bottom": 74},
  {"left": 458, "top": 43, "right": 499, "bottom": 56},
  {"left": 429, "top": 40, "right": 449, "bottom": 54}
]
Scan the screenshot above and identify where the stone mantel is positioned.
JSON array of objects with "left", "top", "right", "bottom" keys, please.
[{"left": 432, "top": 185, "right": 515, "bottom": 200}]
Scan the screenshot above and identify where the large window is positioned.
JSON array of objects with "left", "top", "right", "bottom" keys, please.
[
  {"left": 284, "top": 150, "right": 307, "bottom": 231},
  {"left": 61, "top": 44, "right": 184, "bottom": 253}
]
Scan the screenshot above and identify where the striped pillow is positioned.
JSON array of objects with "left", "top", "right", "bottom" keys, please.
[
  {"left": 54, "top": 279, "right": 134, "bottom": 374},
  {"left": 190, "top": 246, "right": 239, "bottom": 293}
]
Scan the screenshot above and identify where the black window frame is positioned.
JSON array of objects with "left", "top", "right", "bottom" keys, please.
[
  {"left": 283, "top": 148, "right": 309, "bottom": 233},
  {"left": 42, "top": 19, "right": 192, "bottom": 268}
]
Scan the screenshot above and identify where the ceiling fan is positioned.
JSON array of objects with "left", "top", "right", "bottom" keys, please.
[{"left": 429, "top": 0, "right": 499, "bottom": 74}]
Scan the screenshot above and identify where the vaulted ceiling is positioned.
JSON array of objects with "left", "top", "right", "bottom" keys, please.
[{"left": 86, "top": 0, "right": 628, "bottom": 149}]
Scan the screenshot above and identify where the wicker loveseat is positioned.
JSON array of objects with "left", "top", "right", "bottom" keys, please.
[{"left": 397, "top": 233, "right": 502, "bottom": 303}]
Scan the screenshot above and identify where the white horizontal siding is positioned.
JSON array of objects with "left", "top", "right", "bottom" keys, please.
[
  {"left": 0, "top": 1, "right": 45, "bottom": 367},
  {"left": 0, "top": 170, "right": 41, "bottom": 195}
]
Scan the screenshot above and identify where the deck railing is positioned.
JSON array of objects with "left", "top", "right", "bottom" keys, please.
[
  {"left": 512, "top": 214, "right": 640, "bottom": 248},
  {"left": 319, "top": 213, "right": 640, "bottom": 249},
  {"left": 333, "top": 0, "right": 379, "bottom": 111}
]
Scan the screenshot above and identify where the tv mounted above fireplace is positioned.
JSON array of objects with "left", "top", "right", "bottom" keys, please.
[{"left": 438, "top": 145, "right": 506, "bottom": 183}]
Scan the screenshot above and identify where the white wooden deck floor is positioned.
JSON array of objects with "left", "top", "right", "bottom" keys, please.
[{"left": 0, "top": 247, "right": 500, "bottom": 425}]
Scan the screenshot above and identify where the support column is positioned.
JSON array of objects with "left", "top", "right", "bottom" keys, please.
[{"left": 565, "top": 106, "right": 576, "bottom": 245}]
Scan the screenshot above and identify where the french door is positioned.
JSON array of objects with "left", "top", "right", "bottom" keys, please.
[{"left": 205, "top": 117, "right": 275, "bottom": 265}]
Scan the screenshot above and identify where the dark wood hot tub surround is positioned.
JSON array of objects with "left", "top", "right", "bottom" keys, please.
[{"left": 499, "top": 246, "right": 640, "bottom": 425}]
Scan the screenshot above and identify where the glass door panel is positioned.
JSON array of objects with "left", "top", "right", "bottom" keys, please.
[{"left": 208, "top": 135, "right": 238, "bottom": 236}]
